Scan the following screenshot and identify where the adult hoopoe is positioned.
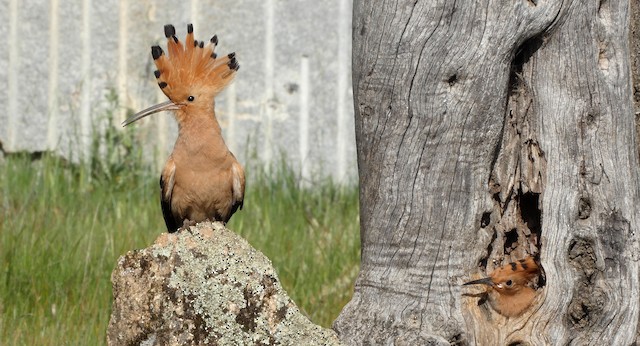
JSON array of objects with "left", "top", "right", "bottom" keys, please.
[
  {"left": 463, "top": 257, "right": 542, "bottom": 317},
  {"left": 123, "top": 24, "right": 245, "bottom": 233}
]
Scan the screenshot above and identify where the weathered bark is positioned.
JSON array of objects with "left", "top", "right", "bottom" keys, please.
[
  {"left": 633, "top": 0, "right": 640, "bottom": 161},
  {"left": 335, "top": 1, "right": 639, "bottom": 345},
  {"left": 633, "top": 1, "right": 640, "bottom": 343}
]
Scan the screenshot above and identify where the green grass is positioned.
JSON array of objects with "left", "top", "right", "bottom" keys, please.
[{"left": 0, "top": 153, "right": 360, "bottom": 345}]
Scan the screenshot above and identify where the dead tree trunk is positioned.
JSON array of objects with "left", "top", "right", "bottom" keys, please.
[{"left": 334, "top": 1, "right": 640, "bottom": 344}]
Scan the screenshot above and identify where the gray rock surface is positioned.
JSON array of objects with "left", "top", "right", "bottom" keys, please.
[{"left": 107, "top": 221, "right": 342, "bottom": 345}]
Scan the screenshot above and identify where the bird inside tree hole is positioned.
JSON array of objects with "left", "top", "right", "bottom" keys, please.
[{"left": 463, "top": 257, "right": 544, "bottom": 317}]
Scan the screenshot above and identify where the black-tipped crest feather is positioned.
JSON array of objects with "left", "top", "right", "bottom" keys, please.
[
  {"left": 164, "top": 24, "right": 176, "bottom": 38},
  {"left": 228, "top": 58, "right": 239, "bottom": 71},
  {"left": 151, "top": 46, "right": 163, "bottom": 60}
]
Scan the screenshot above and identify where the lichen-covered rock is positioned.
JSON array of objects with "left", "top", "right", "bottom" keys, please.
[{"left": 107, "top": 221, "right": 342, "bottom": 345}]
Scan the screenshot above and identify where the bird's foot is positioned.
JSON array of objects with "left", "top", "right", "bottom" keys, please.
[
  {"left": 203, "top": 218, "right": 226, "bottom": 227},
  {"left": 178, "top": 219, "right": 197, "bottom": 231}
]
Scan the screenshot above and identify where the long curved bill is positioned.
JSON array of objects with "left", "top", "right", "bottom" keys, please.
[
  {"left": 122, "top": 100, "right": 181, "bottom": 127},
  {"left": 463, "top": 277, "right": 494, "bottom": 286}
]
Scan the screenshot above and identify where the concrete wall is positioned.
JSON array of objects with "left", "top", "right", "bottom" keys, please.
[{"left": 0, "top": 0, "right": 355, "bottom": 182}]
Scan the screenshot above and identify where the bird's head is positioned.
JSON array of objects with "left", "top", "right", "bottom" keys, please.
[
  {"left": 123, "top": 24, "right": 239, "bottom": 126},
  {"left": 464, "top": 257, "right": 540, "bottom": 295},
  {"left": 463, "top": 257, "right": 541, "bottom": 317}
]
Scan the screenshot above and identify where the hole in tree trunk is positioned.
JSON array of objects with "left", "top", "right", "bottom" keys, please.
[
  {"left": 504, "top": 228, "right": 519, "bottom": 254},
  {"left": 448, "top": 74, "right": 458, "bottom": 86},
  {"left": 480, "top": 212, "right": 492, "bottom": 228},
  {"left": 520, "top": 191, "right": 542, "bottom": 249},
  {"left": 509, "top": 36, "right": 544, "bottom": 94}
]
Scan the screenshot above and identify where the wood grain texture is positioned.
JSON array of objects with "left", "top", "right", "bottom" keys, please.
[
  {"left": 335, "top": 0, "right": 640, "bottom": 344},
  {"left": 632, "top": 0, "right": 640, "bottom": 167},
  {"left": 525, "top": 0, "right": 640, "bottom": 344}
]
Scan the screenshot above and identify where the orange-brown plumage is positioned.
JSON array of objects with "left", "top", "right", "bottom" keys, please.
[
  {"left": 152, "top": 24, "right": 238, "bottom": 109},
  {"left": 123, "top": 24, "right": 244, "bottom": 233},
  {"left": 464, "top": 257, "right": 541, "bottom": 317}
]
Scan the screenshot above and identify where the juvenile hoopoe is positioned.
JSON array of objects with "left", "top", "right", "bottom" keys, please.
[
  {"left": 123, "top": 24, "right": 245, "bottom": 233},
  {"left": 464, "top": 257, "right": 541, "bottom": 317}
]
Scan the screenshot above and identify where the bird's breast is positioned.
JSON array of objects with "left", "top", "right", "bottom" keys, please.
[{"left": 170, "top": 154, "right": 235, "bottom": 221}]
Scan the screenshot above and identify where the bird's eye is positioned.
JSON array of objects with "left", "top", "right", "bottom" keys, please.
[
  {"left": 505, "top": 280, "right": 513, "bottom": 287},
  {"left": 187, "top": 96, "right": 195, "bottom": 102}
]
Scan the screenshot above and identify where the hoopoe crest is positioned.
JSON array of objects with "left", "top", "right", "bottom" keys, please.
[
  {"left": 123, "top": 23, "right": 239, "bottom": 127},
  {"left": 123, "top": 24, "right": 245, "bottom": 232},
  {"left": 464, "top": 257, "right": 542, "bottom": 317}
]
